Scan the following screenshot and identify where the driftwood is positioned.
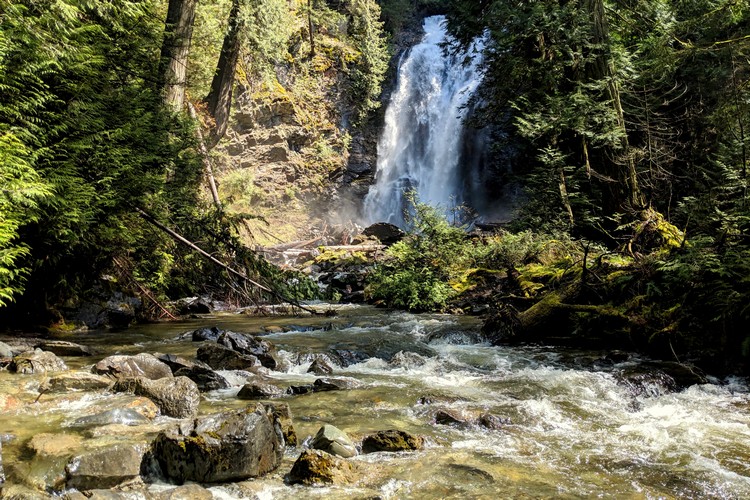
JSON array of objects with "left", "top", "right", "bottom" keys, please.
[
  {"left": 135, "top": 207, "right": 319, "bottom": 315},
  {"left": 264, "top": 237, "right": 324, "bottom": 252},
  {"left": 318, "top": 245, "right": 385, "bottom": 252}
]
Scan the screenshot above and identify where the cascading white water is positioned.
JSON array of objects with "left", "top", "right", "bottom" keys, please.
[{"left": 363, "top": 16, "right": 485, "bottom": 227}]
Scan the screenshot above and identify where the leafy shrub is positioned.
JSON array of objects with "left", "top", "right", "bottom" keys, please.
[{"left": 366, "top": 199, "right": 471, "bottom": 311}]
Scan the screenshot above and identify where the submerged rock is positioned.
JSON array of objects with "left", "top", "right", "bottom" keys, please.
[
  {"left": 217, "top": 331, "right": 278, "bottom": 369},
  {"left": 288, "top": 449, "right": 356, "bottom": 485},
  {"left": 111, "top": 377, "right": 200, "bottom": 418},
  {"left": 237, "top": 382, "right": 284, "bottom": 399},
  {"left": 196, "top": 343, "right": 259, "bottom": 371},
  {"left": 65, "top": 443, "right": 147, "bottom": 491},
  {"left": 190, "top": 326, "right": 224, "bottom": 342},
  {"left": 152, "top": 405, "right": 284, "bottom": 483},
  {"left": 287, "top": 377, "right": 356, "bottom": 395},
  {"left": 73, "top": 408, "right": 151, "bottom": 428},
  {"left": 173, "top": 365, "right": 230, "bottom": 392},
  {"left": 156, "top": 483, "right": 213, "bottom": 499},
  {"left": 11, "top": 349, "right": 68, "bottom": 374},
  {"left": 310, "top": 424, "right": 357, "bottom": 458},
  {"left": 477, "top": 413, "right": 511, "bottom": 429},
  {"left": 33, "top": 340, "right": 92, "bottom": 357},
  {"left": 328, "top": 349, "right": 370, "bottom": 367},
  {"left": 28, "top": 433, "right": 83, "bottom": 457},
  {"left": 361, "top": 429, "right": 424, "bottom": 453},
  {"left": 434, "top": 409, "right": 469, "bottom": 426},
  {"left": 41, "top": 372, "right": 112, "bottom": 393},
  {"left": 94, "top": 353, "right": 173, "bottom": 380}
]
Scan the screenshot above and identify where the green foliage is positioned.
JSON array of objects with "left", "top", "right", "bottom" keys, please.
[
  {"left": 0, "top": 0, "right": 247, "bottom": 315},
  {"left": 346, "top": 0, "right": 389, "bottom": 122},
  {"left": 366, "top": 198, "right": 467, "bottom": 311}
]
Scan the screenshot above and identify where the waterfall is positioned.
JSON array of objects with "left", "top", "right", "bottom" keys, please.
[{"left": 363, "top": 16, "right": 485, "bottom": 227}]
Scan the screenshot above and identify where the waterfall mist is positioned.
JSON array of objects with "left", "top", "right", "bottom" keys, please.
[{"left": 362, "top": 16, "right": 490, "bottom": 228}]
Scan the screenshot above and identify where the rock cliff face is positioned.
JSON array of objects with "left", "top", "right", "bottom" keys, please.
[{"left": 209, "top": 6, "right": 429, "bottom": 246}]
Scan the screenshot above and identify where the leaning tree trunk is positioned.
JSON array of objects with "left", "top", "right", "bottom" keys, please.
[
  {"left": 204, "top": 0, "right": 244, "bottom": 147},
  {"left": 159, "top": 0, "right": 198, "bottom": 111},
  {"left": 583, "top": 0, "right": 643, "bottom": 213}
]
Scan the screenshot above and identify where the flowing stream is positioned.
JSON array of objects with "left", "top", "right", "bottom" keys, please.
[
  {"left": 363, "top": 16, "right": 486, "bottom": 227},
  {"left": 2, "top": 305, "right": 750, "bottom": 498}
]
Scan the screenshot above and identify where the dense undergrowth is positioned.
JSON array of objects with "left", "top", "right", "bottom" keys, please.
[{"left": 367, "top": 199, "right": 750, "bottom": 375}]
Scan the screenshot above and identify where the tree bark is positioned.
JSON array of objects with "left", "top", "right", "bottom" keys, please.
[
  {"left": 204, "top": 0, "right": 244, "bottom": 147},
  {"left": 159, "top": 0, "right": 198, "bottom": 111},
  {"left": 187, "top": 102, "right": 221, "bottom": 207},
  {"left": 308, "top": 0, "right": 316, "bottom": 57}
]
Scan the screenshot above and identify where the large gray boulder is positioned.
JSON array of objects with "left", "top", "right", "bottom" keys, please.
[
  {"left": 11, "top": 349, "right": 68, "bottom": 374},
  {"left": 361, "top": 429, "right": 424, "bottom": 453},
  {"left": 65, "top": 443, "right": 147, "bottom": 490},
  {"left": 310, "top": 424, "right": 357, "bottom": 458},
  {"left": 111, "top": 377, "right": 200, "bottom": 418},
  {"left": 217, "top": 331, "right": 278, "bottom": 369},
  {"left": 34, "top": 340, "right": 92, "bottom": 357},
  {"left": 288, "top": 449, "right": 357, "bottom": 486},
  {"left": 196, "top": 343, "right": 259, "bottom": 370},
  {"left": 152, "top": 405, "right": 284, "bottom": 483},
  {"left": 93, "top": 353, "right": 173, "bottom": 380}
]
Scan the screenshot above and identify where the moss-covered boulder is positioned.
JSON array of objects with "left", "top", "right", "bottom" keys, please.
[
  {"left": 287, "top": 449, "right": 356, "bottom": 485},
  {"left": 361, "top": 429, "right": 424, "bottom": 453},
  {"left": 152, "top": 405, "right": 284, "bottom": 483}
]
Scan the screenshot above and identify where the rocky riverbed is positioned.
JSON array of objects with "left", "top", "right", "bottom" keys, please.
[{"left": 1, "top": 305, "right": 750, "bottom": 498}]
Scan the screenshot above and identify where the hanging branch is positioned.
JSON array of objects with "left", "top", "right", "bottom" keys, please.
[{"left": 134, "top": 207, "right": 320, "bottom": 315}]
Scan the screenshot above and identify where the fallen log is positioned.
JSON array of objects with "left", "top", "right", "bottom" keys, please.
[
  {"left": 135, "top": 207, "right": 319, "bottom": 315},
  {"left": 485, "top": 282, "right": 629, "bottom": 344},
  {"left": 318, "top": 245, "right": 385, "bottom": 252}
]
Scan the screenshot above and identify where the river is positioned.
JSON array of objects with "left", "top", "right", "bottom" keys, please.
[{"left": 1, "top": 304, "right": 750, "bottom": 498}]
